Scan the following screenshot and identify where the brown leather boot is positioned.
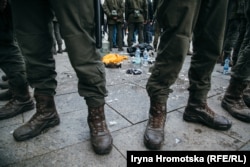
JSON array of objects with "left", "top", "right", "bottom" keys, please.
[
  {"left": 144, "top": 102, "right": 166, "bottom": 150},
  {"left": 0, "top": 86, "right": 34, "bottom": 120},
  {"left": 184, "top": 102, "right": 232, "bottom": 130},
  {"left": 222, "top": 79, "right": 250, "bottom": 122},
  {"left": 88, "top": 104, "right": 113, "bottom": 155},
  {"left": 13, "top": 95, "right": 60, "bottom": 141},
  {"left": 0, "top": 89, "right": 12, "bottom": 101}
]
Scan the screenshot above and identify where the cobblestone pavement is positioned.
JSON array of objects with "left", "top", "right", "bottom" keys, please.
[{"left": 0, "top": 49, "right": 249, "bottom": 167}]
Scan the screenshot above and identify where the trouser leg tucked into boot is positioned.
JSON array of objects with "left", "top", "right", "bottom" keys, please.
[
  {"left": 88, "top": 104, "right": 113, "bottom": 155},
  {"left": 184, "top": 93, "right": 231, "bottom": 130},
  {"left": 13, "top": 95, "right": 60, "bottom": 141},
  {"left": 222, "top": 79, "right": 250, "bottom": 122},
  {"left": 0, "top": 86, "right": 34, "bottom": 120},
  {"left": 144, "top": 101, "right": 166, "bottom": 150}
]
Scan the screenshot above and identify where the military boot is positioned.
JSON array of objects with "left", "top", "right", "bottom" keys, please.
[
  {"left": 88, "top": 104, "right": 113, "bottom": 155},
  {"left": 13, "top": 95, "right": 60, "bottom": 141},
  {"left": 0, "top": 86, "right": 34, "bottom": 120},
  {"left": 144, "top": 102, "right": 166, "bottom": 150},
  {"left": 221, "top": 79, "right": 250, "bottom": 122},
  {"left": 184, "top": 101, "right": 231, "bottom": 130},
  {"left": 243, "top": 84, "right": 250, "bottom": 108},
  {"left": 0, "top": 89, "right": 12, "bottom": 101}
]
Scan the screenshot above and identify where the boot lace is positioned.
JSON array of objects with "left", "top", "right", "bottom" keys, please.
[
  {"left": 236, "top": 98, "right": 248, "bottom": 109},
  {"left": 202, "top": 103, "right": 215, "bottom": 116},
  {"left": 29, "top": 102, "right": 46, "bottom": 124},
  {"left": 149, "top": 104, "right": 166, "bottom": 129},
  {"left": 89, "top": 109, "right": 106, "bottom": 134},
  {"left": 149, "top": 113, "right": 165, "bottom": 129}
]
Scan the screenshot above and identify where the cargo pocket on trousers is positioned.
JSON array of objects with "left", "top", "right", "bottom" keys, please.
[{"left": 85, "top": 64, "right": 106, "bottom": 85}]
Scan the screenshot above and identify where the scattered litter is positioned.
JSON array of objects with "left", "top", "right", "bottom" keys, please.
[
  {"left": 175, "top": 138, "right": 181, "bottom": 144},
  {"left": 171, "top": 95, "right": 179, "bottom": 100},
  {"left": 126, "top": 68, "right": 142, "bottom": 75},
  {"left": 106, "top": 98, "right": 118, "bottom": 103},
  {"left": 109, "top": 121, "right": 117, "bottom": 126},
  {"left": 194, "top": 129, "right": 202, "bottom": 133},
  {"left": 63, "top": 72, "right": 73, "bottom": 78},
  {"left": 102, "top": 53, "right": 128, "bottom": 68}
]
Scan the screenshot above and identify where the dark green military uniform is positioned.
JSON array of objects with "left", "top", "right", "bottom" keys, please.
[
  {"left": 152, "top": 0, "right": 160, "bottom": 50},
  {"left": 0, "top": 1, "right": 27, "bottom": 93},
  {"left": 221, "top": 0, "right": 250, "bottom": 123},
  {"left": 125, "top": 0, "right": 148, "bottom": 47},
  {"left": 11, "top": 0, "right": 113, "bottom": 154},
  {"left": 102, "top": 0, "right": 124, "bottom": 50},
  {"left": 222, "top": 0, "right": 245, "bottom": 64},
  {"left": 231, "top": 0, "right": 250, "bottom": 81},
  {"left": 144, "top": 0, "right": 231, "bottom": 151},
  {"left": 147, "top": 0, "right": 228, "bottom": 104},
  {"left": 11, "top": 0, "right": 107, "bottom": 107},
  {"left": 231, "top": 0, "right": 247, "bottom": 65}
]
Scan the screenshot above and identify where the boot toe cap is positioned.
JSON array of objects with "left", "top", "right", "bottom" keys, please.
[
  {"left": 144, "top": 129, "right": 164, "bottom": 150},
  {"left": 91, "top": 134, "right": 113, "bottom": 155},
  {"left": 213, "top": 115, "right": 232, "bottom": 130},
  {"left": 13, "top": 125, "right": 34, "bottom": 141}
]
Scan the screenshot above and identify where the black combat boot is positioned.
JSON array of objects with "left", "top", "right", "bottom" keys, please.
[
  {"left": 221, "top": 79, "right": 250, "bottom": 122},
  {"left": 184, "top": 101, "right": 232, "bottom": 130},
  {"left": 243, "top": 84, "right": 250, "bottom": 108},
  {"left": 13, "top": 95, "right": 60, "bottom": 141},
  {"left": 88, "top": 104, "right": 113, "bottom": 155},
  {"left": 57, "top": 44, "right": 63, "bottom": 54},
  {"left": 0, "top": 86, "right": 34, "bottom": 120},
  {"left": 144, "top": 101, "right": 166, "bottom": 150},
  {"left": 0, "top": 89, "right": 12, "bottom": 101}
]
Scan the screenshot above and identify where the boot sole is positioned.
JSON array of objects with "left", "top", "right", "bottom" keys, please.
[
  {"left": 183, "top": 113, "right": 231, "bottom": 130},
  {"left": 0, "top": 101, "right": 35, "bottom": 120},
  {"left": 13, "top": 117, "right": 60, "bottom": 141},
  {"left": 221, "top": 101, "right": 250, "bottom": 123}
]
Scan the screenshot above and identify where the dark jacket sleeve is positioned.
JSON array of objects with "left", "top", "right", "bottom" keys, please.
[{"left": 102, "top": 0, "right": 111, "bottom": 17}]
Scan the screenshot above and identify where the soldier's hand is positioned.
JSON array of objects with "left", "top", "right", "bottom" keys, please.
[{"left": 0, "top": 0, "right": 7, "bottom": 13}]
